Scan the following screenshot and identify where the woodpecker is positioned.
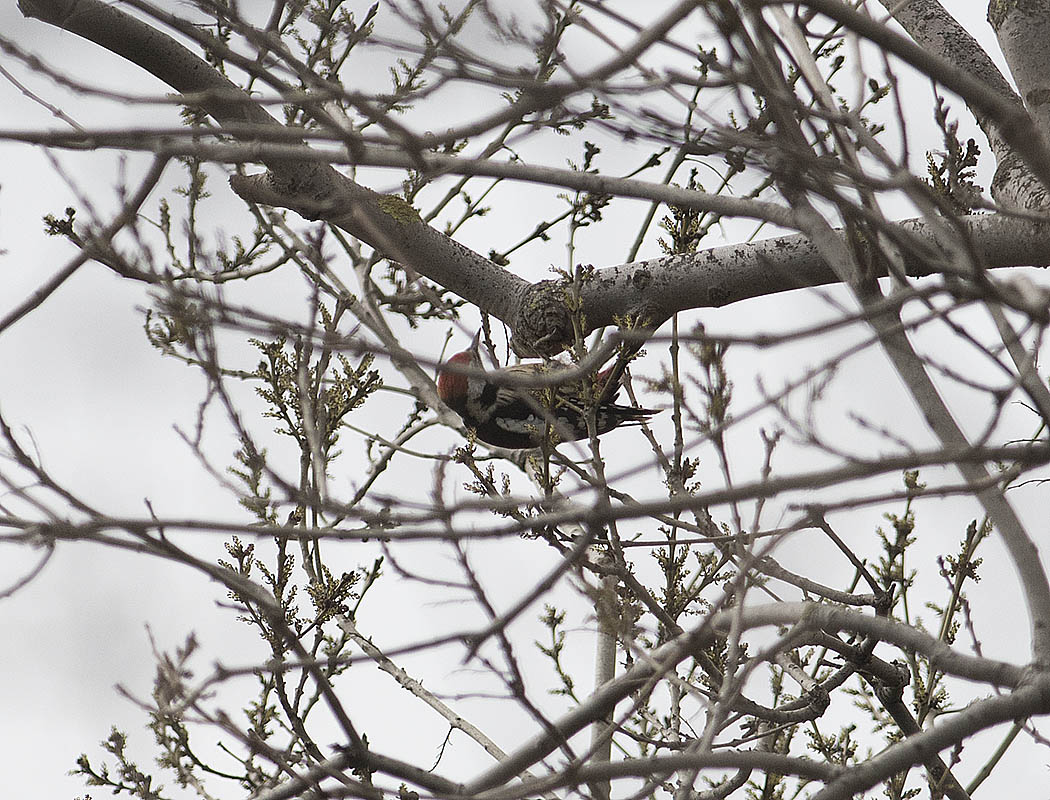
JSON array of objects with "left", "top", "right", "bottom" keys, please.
[{"left": 437, "top": 332, "right": 658, "bottom": 449}]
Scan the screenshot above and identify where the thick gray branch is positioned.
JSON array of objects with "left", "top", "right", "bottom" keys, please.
[
  {"left": 877, "top": 0, "right": 1046, "bottom": 210},
  {"left": 987, "top": 0, "right": 1050, "bottom": 209},
  {"left": 577, "top": 214, "right": 1050, "bottom": 329}
]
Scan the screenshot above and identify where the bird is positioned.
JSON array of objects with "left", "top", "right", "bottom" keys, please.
[{"left": 437, "top": 331, "right": 658, "bottom": 448}]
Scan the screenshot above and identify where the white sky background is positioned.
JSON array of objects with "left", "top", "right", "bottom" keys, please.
[{"left": 1, "top": 1, "right": 1048, "bottom": 798}]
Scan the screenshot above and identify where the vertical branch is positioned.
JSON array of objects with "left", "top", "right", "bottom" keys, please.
[{"left": 589, "top": 565, "right": 619, "bottom": 800}]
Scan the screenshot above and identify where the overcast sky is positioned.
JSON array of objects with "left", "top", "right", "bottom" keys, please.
[{"left": 2, "top": 3, "right": 1047, "bottom": 799}]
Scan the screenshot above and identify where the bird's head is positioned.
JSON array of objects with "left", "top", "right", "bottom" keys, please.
[{"left": 437, "top": 330, "right": 483, "bottom": 409}]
